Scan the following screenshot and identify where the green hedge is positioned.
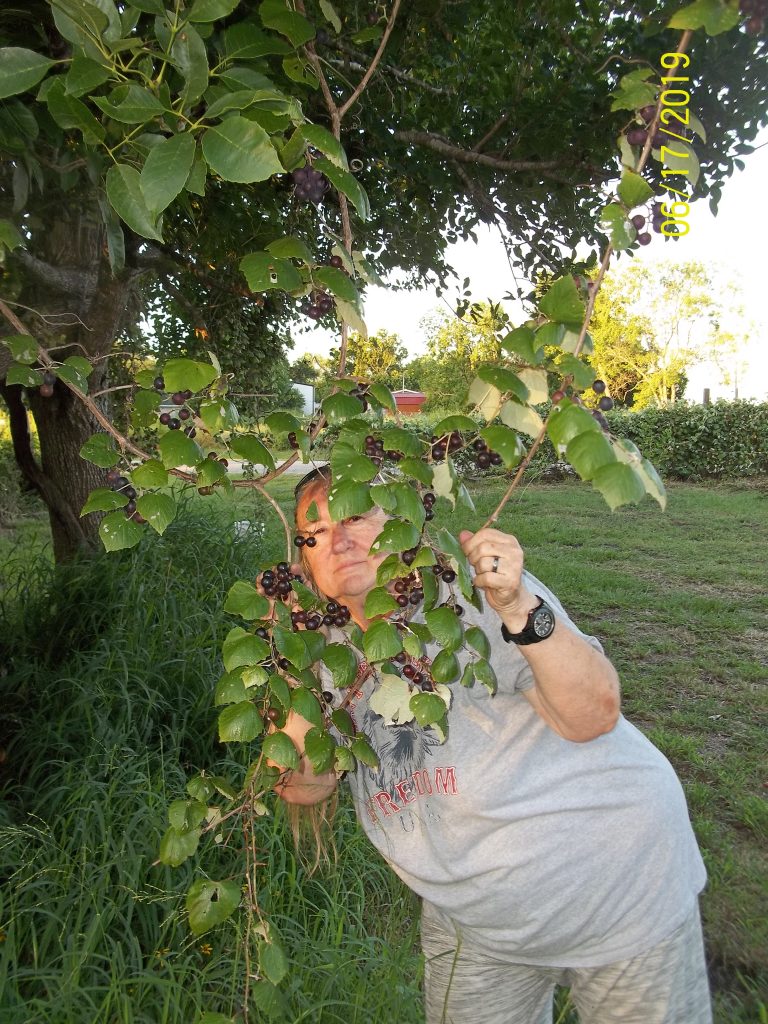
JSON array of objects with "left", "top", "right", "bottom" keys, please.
[{"left": 604, "top": 401, "right": 768, "bottom": 480}]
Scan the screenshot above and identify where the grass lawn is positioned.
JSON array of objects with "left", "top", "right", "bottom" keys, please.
[{"left": 1, "top": 476, "right": 766, "bottom": 1022}]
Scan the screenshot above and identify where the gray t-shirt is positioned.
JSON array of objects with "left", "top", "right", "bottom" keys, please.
[{"left": 325, "top": 571, "right": 706, "bottom": 968}]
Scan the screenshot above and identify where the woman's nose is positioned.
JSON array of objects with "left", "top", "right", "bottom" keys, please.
[{"left": 330, "top": 522, "right": 354, "bottom": 552}]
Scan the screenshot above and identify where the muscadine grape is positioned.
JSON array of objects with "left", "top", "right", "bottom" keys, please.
[
  {"left": 626, "top": 128, "right": 648, "bottom": 146},
  {"left": 592, "top": 379, "right": 606, "bottom": 394},
  {"left": 631, "top": 214, "right": 646, "bottom": 229},
  {"left": 637, "top": 232, "right": 652, "bottom": 246},
  {"left": 598, "top": 395, "right": 614, "bottom": 411}
]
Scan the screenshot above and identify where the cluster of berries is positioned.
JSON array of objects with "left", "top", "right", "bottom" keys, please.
[
  {"left": 364, "top": 433, "right": 400, "bottom": 464},
  {"left": 393, "top": 651, "right": 434, "bottom": 691},
  {"left": 291, "top": 164, "right": 328, "bottom": 204},
  {"left": 260, "top": 562, "right": 301, "bottom": 598},
  {"left": 105, "top": 467, "right": 145, "bottom": 523},
  {"left": 293, "top": 531, "right": 317, "bottom": 548},
  {"left": 590, "top": 380, "right": 614, "bottom": 429},
  {"left": 300, "top": 289, "right": 334, "bottom": 321},
  {"left": 393, "top": 572, "right": 425, "bottom": 608},
  {"left": 429, "top": 430, "right": 463, "bottom": 462},
  {"left": 471, "top": 437, "right": 503, "bottom": 471},
  {"left": 422, "top": 491, "right": 436, "bottom": 521},
  {"left": 39, "top": 371, "right": 56, "bottom": 398},
  {"left": 291, "top": 600, "right": 352, "bottom": 631},
  {"left": 741, "top": 0, "right": 766, "bottom": 33}
]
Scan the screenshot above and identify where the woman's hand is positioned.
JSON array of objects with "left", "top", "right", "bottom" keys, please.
[{"left": 459, "top": 528, "right": 536, "bottom": 629}]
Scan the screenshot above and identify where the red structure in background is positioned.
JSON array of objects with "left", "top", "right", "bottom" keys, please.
[{"left": 391, "top": 389, "right": 426, "bottom": 415}]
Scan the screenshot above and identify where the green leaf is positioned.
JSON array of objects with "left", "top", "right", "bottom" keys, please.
[
  {"left": 140, "top": 132, "right": 196, "bottom": 214},
  {"left": 424, "top": 607, "right": 463, "bottom": 653},
  {"left": 500, "top": 326, "right": 544, "bottom": 364},
  {"left": 172, "top": 22, "right": 209, "bottom": 107},
  {"left": 547, "top": 403, "right": 600, "bottom": 451},
  {"left": 314, "top": 266, "right": 361, "bottom": 308},
  {"left": 2, "top": 334, "right": 37, "bottom": 363},
  {"left": 474, "top": 657, "right": 497, "bottom": 694},
  {"left": 539, "top": 276, "right": 585, "bottom": 325},
  {"left": 364, "top": 586, "right": 399, "bottom": 618},
  {"left": 429, "top": 650, "right": 460, "bottom": 684},
  {"left": 668, "top": 0, "right": 740, "bottom": 34},
  {"left": 199, "top": 397, "right": 239, "bottom": 433},
  {"left": 313, "top": 157, "right": 370, "bottom": 221},
  {"left": 99, "top": 510, "right": 143, "bottom": 551},
  {"left": 64, "top": 54, "right": 111, "bottom": 97},
  {"left": 186, "top": 878, "right": 241, "bottom": 936},
  {"left": 230, "top": 434, "right": 275, "bottom": 470},
  {"left": 190, "top": 0, "right": 241, "bottom": 21},
  {"left": 222, "top": 24, "right": 292, "bottom": 60},
  {"left": 371, "top": 482, "right": 425, "bottom": 529},
  {"left": 617, "top": 169, "right": 655, "bottom": 210},
  {"left": 218, "top": 701, "right": 263, "bottom": 742},
  {"left": 319, "top": 0, "right": 342, "bottom": 32},
  {"left": 299, "top": 123, "right": 348, "bottom": 169},
  {"left": 136, "top": 493, "right": 177, "bottom": 535},
  {"left": 46, "top": 78, "right": 104, "bottom": 142},
  {"left": 331, "top": 707, "right": 355, "bottom": 736},
  {"left": 259, "top": 936, "right": 289, "bottom": 985},
  {"left": 464, "top": 625, "right": 490, "bottom": 658},
  {"left": 369, "top": 673, "right": 415, "bottom": 725},
  {"left": 467, "top": 376, "right": 503, "bottom": 421},
  {"left": 331, "top": 444, "right": 378, "bottom": 483},
  {"left": 222, "top": 627, "right": 270, "bottom": 671},
  {"left": 369, "top": 520, "right": 421, "bottom": 556},
  {"left": 334, "top": 297, "right": 368, "bottom": 337},
  {"left": 224, "top": 581, "right": 271, "bottom": 620},
  {"left": 106, "top": 164, "right": 163, "bottom": 242},
  {"left": 214, "top": 671, "right": 248, "bottom": 706},
  {"left": 265, "top": 235, "right": 313, "bottom": 263},
  {"left": 131, "top": 390, "right": 161, "bottom": 430},
  {"left": 264, "top": 411, "right": 300, "bottom": 434},
  {"left": 260, "top": 0, "right": 316, "bottom": 45},
  {"left": 535, "top": 322, "right": 566, "bottom": 348},
  {"left": 322, "top": 391, "right": 364, "bottom": 422},
  {"left": 250, "top": 979, "right": 290, "bottom": 1018},
  {"left": 198, "top": 1013, "right": 234, "bottom": 1024},
  {"left": 613, "top": 438, "right": 667, "bottom": 510},
  {"left": 93, "top": 84, "right": 165, "bottom": 124},
  {"left": 350, "top": 735, "right": 379, "bottom": 769},
  {"left": 80, "top": 433, "right": 119, "bottom": 468},
  {"left": 410, "top": 691, "right": 448, "bottom": 727},
  {"left": 240, "top": 251, "right": 303, "bottom": 292},
  {"left": 303, "top": 727, "right": 335, "bottom": 774},
  {"left": 432, "top": 458, "right": 459, "bottom": 508},
  {"left": 432, "top": 414, "right": 478, "bottom": 437},
  {"left": 131, "top": 458, "right": 169, "bottom": 488},
  {"left": 163, "top": 357, "right": 218, "bottom": 393},
  {"left": 196, "top": 458, "right": 228, "bottom": 487},
  {"left": 327, "top": 478, "right": 374, "bottom": 519},
  {"left": 289, "top": 686, "right": 323, "bottom": 728},
  {"left": 202, "top": 117, "right": 283, "bottom": 183},
  {"left": 0, "top": 219, "right": 23, "bottom": 252},
  {"left": 380, "top": 427, "right": 423, "bottom": 457},
  {"left": 566, "top": 431, "right": 616, "bottom": 482},
  {"left": 367, "top": 382, "right": 396, "bottom": 413},
  {"left": 479, "top": 423, "right": 526, "bottom": 465},
  {"left": 0, "top": 47, "right": 53, "bottom": 99},
  {"left": 159, "top": 825, "right": 200, "bottom": 867},
  {"left": 168, "top": 798, "right": 207, "bottom": 832},
  {"left": 321, "top": 644, "right": 359, "bottom": 688},
  {"left": 158, "top": 430, "right": 201, "bottom": 469},
  {"left": 261, "top": 731, "right": 300, "bottom": 770},
  {"left": 599, "top": 202, "right": 635, "bottom": 250},
  {"left": 655, "top": 137, "right": 700, "bottom": 189},
  {"left": 591, "top": 461, "right": 647, "bottom": 511},
  {"left": 80, "top": 487, "right": 128, "bottom": 515},
  {"left": 54, "top": 361, "right": 87, "bottom": 391},
  {"left": 460, "top": 660, "right": 475, "bottom": 688},
  {"left": 555, "top": 354, "right": 597, "bottom": 389},
  {"left": 363, "top": 619, "right": 402, "bottom": 662},
  {"left": 476, "top": 366, "right": 529, "bottom": 402},
  {"left": 398, "top": 458, "right": 433, "bottom": 486},
  {"left": 610, "top": 68, "right": 658, "bottom": 112}
]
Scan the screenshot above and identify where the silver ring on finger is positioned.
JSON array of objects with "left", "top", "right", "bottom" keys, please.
[{"left": 492, "top": 555, "right": 500, "bottom": 573}]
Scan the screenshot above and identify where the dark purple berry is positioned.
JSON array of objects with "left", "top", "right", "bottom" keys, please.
[
  {"left": 598, "top": 395, "right": 614, "bottom": 411},
  {"left": 592, "top": 379, "right": 606, "bottom": 394}
]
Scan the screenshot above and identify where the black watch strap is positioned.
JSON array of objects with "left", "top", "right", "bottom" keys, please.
[{"left": 500, "top": 596, "right": 556, "bottom": 645}]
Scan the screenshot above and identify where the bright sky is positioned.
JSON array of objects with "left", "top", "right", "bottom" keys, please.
[{"left": 293, "top": 131, "right": 768, "bottom": 402}]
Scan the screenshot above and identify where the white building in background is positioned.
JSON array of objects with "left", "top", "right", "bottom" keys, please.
[{"left": 291, "top": 382, "right": 315, "bottom": 415}]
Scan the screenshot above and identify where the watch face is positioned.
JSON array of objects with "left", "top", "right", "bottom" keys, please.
[{"left": 532, "top": 606, "right": 555, "bottom": 638}]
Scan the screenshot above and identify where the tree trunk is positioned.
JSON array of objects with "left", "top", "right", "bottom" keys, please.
[{"left": 1, "top": 208, "right": 141, "bottom": 561}]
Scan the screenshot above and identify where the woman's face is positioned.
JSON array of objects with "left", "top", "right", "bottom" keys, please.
[{"left": 295, "top": 483, "right": 389, "bottom": 606}]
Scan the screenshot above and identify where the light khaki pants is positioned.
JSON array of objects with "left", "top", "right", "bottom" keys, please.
[{"left": 421, "top": 901, "right": 713, "bottom": 1024}]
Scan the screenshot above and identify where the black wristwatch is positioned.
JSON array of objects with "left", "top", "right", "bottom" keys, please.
[{"left": 500, "top": 596, "right": 556, "bottom": 645}]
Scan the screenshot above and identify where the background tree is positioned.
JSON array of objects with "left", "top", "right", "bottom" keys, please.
[{"left": 587, "top": 260, "right": 738, "bottom": 408}]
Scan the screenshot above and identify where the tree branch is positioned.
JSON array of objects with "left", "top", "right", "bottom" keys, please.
[
  {"left": 339, "top": 0, "right": 403, "bottom": 119},
  {"left": 11, "top": 248, "right": 89, "bottom": 297},
  {"left": 472, "top": 112, "right": 511, "bottom": 153}
]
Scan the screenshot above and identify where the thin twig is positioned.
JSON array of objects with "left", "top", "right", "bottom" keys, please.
[{"left": 338, "top": 0, "right": 402, "bottom": 119}]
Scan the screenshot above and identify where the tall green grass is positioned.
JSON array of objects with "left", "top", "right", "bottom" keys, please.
[{"left": 0, "top": 500, "right": 421, "bottom": 1023}]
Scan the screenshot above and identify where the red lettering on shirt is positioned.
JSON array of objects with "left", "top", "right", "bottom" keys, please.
[
  {"left": 395, "top": 778, "right": 416, "bottom": 804},
  {"left": 374, "top": 791, "right": 401, "bottom": 816},
  {"left": 434, "top": 766, "right": 457, "bottom": 796}
]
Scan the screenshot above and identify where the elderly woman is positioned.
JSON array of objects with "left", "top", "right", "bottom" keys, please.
[{"left": 273, "top": 466, "right": 711, "bottom": 1024}]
